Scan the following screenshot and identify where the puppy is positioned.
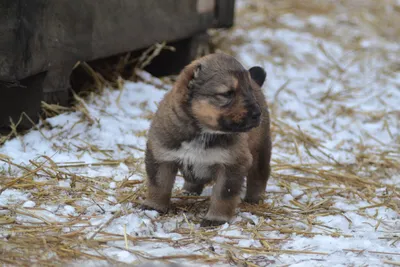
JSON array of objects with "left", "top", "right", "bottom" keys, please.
[{"left": 142, "top": 53, "right": 271, "bottom": 227}]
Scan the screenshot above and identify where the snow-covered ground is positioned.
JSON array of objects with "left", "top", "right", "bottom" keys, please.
[{"left": 1, "top": 0, "right": 399, "bottom": 266}]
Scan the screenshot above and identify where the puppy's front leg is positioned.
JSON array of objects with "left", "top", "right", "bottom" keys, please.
[
  {"left": 143, "top": 149, "right": 178, "bottom": 213},
  {"left": 201, "top": 166, "right": 245, "bottom": 227},
  {"left": 143, "top": 161, "right": 178, "bottom": 213}
]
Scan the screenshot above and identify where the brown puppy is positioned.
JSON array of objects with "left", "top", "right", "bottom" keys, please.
[{"left": 142, "top": 53, "right": 271, "bottom": 227}]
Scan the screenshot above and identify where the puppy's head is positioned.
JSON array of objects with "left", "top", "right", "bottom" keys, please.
[{"left": 183, "top": 53, "right": 266, "bottom": 133}]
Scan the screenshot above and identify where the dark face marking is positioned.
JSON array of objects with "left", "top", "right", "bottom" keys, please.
[{"left": 217, "top": 71, "right": 262, "bottom": 132}]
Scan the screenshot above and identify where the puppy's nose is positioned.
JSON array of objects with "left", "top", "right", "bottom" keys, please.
[{"left": 250, "top": 107, "right": 261, "bottom": 120}]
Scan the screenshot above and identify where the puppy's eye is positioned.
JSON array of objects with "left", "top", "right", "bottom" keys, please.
[
  {"left": 218, "top": 90, "right": 235, "bottom": 98},
  {"left": 215, "top": 90, "right": 235, "bottom": 107}
]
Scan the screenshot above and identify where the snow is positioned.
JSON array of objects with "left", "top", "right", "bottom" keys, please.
[
  {"left": 1, "top": 0, "right": 399, "bottom": 266},
  {"left": 22, "top": 200, "right": 36, "bottom": 208},
  {"left": 0, "top": 189, "right": 29, "bottom": 206}
]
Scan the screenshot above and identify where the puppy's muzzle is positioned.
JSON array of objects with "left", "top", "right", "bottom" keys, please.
[
  {"left": 248, "top": 106, "right": 261, "bottom": 124},
  {"left": 219, "top": 104, "right": 262, "bottom": 132},
  {"left": 243, "top": 104, "right": 261, "bottom": 129}
]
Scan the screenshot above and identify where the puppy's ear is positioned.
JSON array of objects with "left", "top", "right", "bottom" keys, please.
[
  {"left": 188, "top": 63, "right": 202, "bottom": 89},
  {"left": 193, "top": 64, "right": 202, "bottom": 79},
  {"left": 249, "top": 66, "right": 266, "bottom": 87}
]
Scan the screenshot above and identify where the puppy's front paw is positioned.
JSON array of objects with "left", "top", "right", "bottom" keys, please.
[
  {"left": 243, "top": 196, "right": 263, "bottom": 205},
  {"left": 200, "top": 219, "right": 227, "bottom": 228},
  {"left": 139, "top": 202, "right": 169, "bottom": 214}
]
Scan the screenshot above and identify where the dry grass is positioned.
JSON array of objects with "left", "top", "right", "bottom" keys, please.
[{"left": 1, "top": 0, "right": 400, "bottom": 266}]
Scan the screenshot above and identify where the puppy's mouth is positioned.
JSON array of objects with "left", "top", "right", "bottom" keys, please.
[
  {"left": 219, "top": 117, "right": 261, "bottom": 133},
  {"left": 231, "top": 122, "right": 260, "bottom": 132}
]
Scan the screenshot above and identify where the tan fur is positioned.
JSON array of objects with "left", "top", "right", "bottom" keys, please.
[
  {"left": 228, "top": 103, "right": 247, "bottom": 123},
  {"left": 191, "top": 100, "right": 221, "bottom": 129},
  {"left": 232, "top": 77, "right": 239, "bottom": 89}
]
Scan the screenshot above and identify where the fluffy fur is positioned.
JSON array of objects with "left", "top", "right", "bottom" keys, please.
[{"left": 142, "top": 53, "right": 272, "bottom": 227}]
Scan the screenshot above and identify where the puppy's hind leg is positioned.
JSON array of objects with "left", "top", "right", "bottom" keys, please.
[{"left": 142, "top": 147, "right": 178, "bottom": 213}]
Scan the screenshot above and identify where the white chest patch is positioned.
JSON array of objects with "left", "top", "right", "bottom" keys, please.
[{"left": 157, "top": 138, "right": 233, "bottom": 166}]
